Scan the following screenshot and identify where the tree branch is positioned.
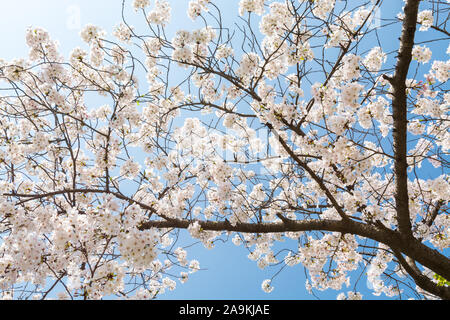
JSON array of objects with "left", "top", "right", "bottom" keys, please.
[
  {"left": 139, "top": 216, "right": 450, "bottom": 282},
  {"left": 393, "top": 249, "right": 450, "bottom": 300},
  {"left": 391, "top": 0, "right": 421, "bottom": 238}
]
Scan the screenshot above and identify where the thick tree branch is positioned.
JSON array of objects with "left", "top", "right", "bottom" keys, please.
[
  {"left": 393, "top": 249, "right": 450, "bottom": 300},
  {"left": 139, "top": 216, "right": 450, "bottom": 282},
  {"left": 391, "top": 0, "right": 420, "bottom": 238}
]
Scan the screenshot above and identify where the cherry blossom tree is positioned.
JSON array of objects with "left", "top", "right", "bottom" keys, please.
[{"left": 0, "top": 0, "right": 448, "bottom": 300}]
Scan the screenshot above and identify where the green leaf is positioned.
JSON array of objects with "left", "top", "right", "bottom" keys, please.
[{"left": 434, "top": 274, "right": 450, "bottom": 287}]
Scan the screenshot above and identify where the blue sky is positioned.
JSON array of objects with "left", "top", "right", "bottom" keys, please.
[{"left": 0, "top": 0, "right": 446, "bottom": 300}]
